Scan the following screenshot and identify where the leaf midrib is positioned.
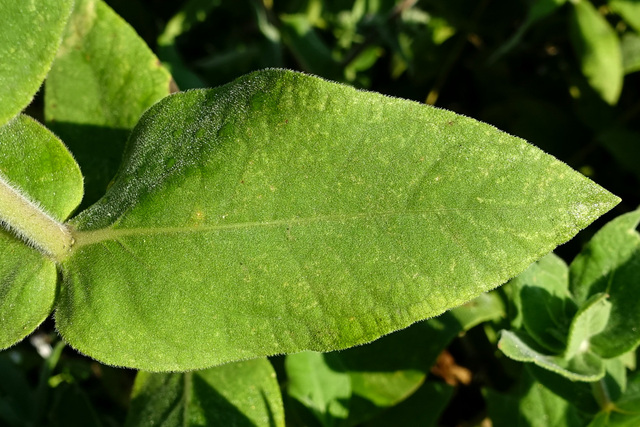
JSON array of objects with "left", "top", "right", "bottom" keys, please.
[{"left": 70, "top": 206, "right": 514, "bottom": 250}]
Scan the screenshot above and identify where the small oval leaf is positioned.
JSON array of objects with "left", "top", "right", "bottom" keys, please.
[{"left": 0, "top": 115, "right": 83, "bottom": 350}]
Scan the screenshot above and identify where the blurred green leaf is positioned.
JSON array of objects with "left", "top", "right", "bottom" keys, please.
[
  {"left": 0, "top": 116, "right": 82, "bottom": 351},
  {"left": 126, "top": 358, "right": 284, "bottom": 427},
  {"left": 339, "top": 314, "right": 461, "bottom": 425},
  {"left": 602, "top": 357, "right": 627, "bottom": 404},
  {"left": 156, "top": 0, "right": 218, "bottom": 89},
  {"left": 570, "top": 210, "right": 640, "bottom": 358},
  {"left": 0, "top": 354, "right": 32, "bottom": 426},
  {"left": 290, "top": 312, "right": 457, "bottom": 426},
  {"left": 530, "top": 365, "right": 601, "bottom": 414},
  {"left": 0, "top": 0, "right": 73, "bottom": 126},
  {"left": 591, "top": 369, "right": 640, "bottom": 426},
  {"left": 569, "top": 0, "right": 623, "bottom": 104},
  {"left": 498, "top": 330, "right": 604, "bottom": 381},
  {"left": 490, "top": 0, "right": 567, "bottom": 62},
  {"left": 610, "top": 0, "right": 640, "bottom": 33},
  {"left": 33, "top": 342, "right": 65, "bottom": 426},
  {"left": 597, "top": 128, "right": 640, "bottom": 180},
  {"left": 344, "top": 46, "right": 383, "bottom": 82},
  {"left": 280, "top": 14, "right": 341, "bottom": 79},
  {"left": 621, "top": 32, "right": 640, "bottom": 74},
  {"left": 609, "top": 369, "right": 640, "bottom": 423},
  {"left": 588, "top": 412, "right": 610, "bottom": 427},
  {"left": 362, "top": 381, "right": 453, "bottom": 427},
  {"left": 45, "top": 0, "right": 172, "bottom": 208},
  {"left": 48, "top": 383, "right": 102, "bottom": 427},
  {"left": 286, "top": 352, "right": 351, "bottom": 427}
]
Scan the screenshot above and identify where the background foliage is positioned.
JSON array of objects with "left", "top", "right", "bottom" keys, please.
[{"left": 2, "top": 0, "right": 639, "bottom": 425}]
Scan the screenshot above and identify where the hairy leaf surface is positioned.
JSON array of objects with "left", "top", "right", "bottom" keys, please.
[
  {"left": 0, "top": 116, "right": 82, "bottom": 350},
  {"left": 0, "top": 0, "right": 73, "bottom": 127},
  {"left": 57, "top": 69, "right": 618, "bottom": 370}
]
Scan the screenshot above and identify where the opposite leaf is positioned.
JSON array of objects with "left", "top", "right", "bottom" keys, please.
[
  {"left": 0, "top": 115, "right": 83, "bottom": 350},
  {"left": 0, "top": 0, "right": 73, "bottom": 127},
  {"left": 58, "top": 69, "right": 618, "bottom": 370}
]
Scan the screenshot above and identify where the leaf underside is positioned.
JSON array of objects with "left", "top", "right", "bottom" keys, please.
[{"left": 57, "top": 69, "right": 618, "bottom": 370}]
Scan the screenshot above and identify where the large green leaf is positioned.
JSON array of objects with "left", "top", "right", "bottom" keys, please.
[
  {"left": 0, "top": 0, "right": 73, "bottom": 126},
  {"left": 56, "top": 69, "right": 618, "bottom": 370},
  {"left": 125, "top": 358, "right": 284, "bottom": 427},
  {"left": 569, "top": 0, "right": 623, "bottom": 105},
  {"left": 45, "top": 0, "right": 172, "bottom": 208},
  {"left": 0, "top": 115, "right": 83, "bottom": 350},
  {"left": 570, "top": 210, "right": 640, "bottom": 358}
]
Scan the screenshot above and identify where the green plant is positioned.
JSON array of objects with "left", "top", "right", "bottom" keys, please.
[{"left": 0, "top": 0, "right": 637, "bottom": 426}]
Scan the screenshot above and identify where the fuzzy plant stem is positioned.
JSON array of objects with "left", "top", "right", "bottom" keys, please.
[{"left": 0, "top": 174, "right": 73, "bottom": 260}]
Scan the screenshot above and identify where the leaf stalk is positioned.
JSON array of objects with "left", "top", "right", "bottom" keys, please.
[{"left": 0, "top": 173, "right": 73, "bottom": 261}]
